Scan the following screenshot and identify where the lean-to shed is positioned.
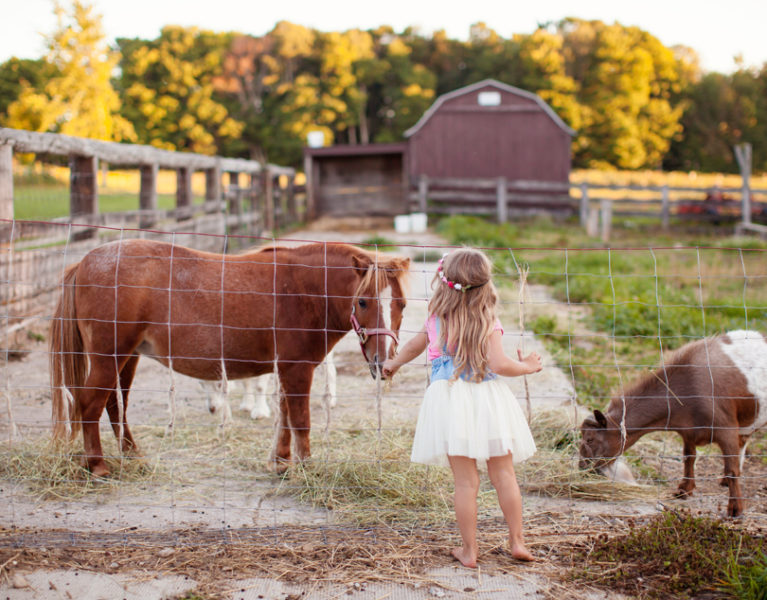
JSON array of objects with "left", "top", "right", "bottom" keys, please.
[{"left": 303, "top": 143, "right": 407, "bottom": 219}]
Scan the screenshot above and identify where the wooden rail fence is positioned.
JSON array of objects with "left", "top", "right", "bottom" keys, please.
[
  {"left": 410, "top": 175, "right": 767, "bottom": 241},
  {"left": 0, "top": 127, "right": 301, "bottom": 341}
]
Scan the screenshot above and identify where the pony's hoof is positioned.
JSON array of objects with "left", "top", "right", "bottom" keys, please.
[
  {"left": 727, "top": 501, "right": 744, "bottom": 518},
  {"left": 249, "top": 407, "right": 271, "bottom": 420},
  {"left": 266, "top": 457, "right": 291, "bottom": 476},
  {"left": 90, "top": 464, "right": 111, "bottom": 479},
  {"left": 673, "top": 487, "right": 694, "bottom": 499}
]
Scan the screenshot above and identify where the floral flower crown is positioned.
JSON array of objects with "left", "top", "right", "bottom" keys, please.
[{"left": 437, "top": 253, "right": 489, "bottom": 292}]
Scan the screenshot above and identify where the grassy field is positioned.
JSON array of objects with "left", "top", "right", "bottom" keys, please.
[
  {"left": 436, "top": 214, "right": 767, "bottom": 409},
  {"left": 10, "top": 162, "right": 300, "bottom": 220}
]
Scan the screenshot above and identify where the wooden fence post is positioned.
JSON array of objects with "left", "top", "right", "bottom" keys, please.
[
  {"left": 579, "top": 183, "right": 589, "bottom": 226},
  {"left": 496, "top": 176, "right": 508, "bottom": 223},
  {"left": 205, "top": 164, "right": 221, "bottom": 212},
  {"left": 176, "top": 166, "right": 192, "bottom": 219},
  {"left": 139, "top": 163, "right": 158, "bottom": 229},
  {"left": 227, "top": 171, "right": 242, "bottom": 216},
  {"left": 586, "top": 203, "right": 599, "bottom": 237},
  {"left": 418, "top": 174, "right": 429, "bottom": 213},
  {"left": 70, "top": 154, "right": 98, "bottom": 239},
  {"left": 248, "top": 172, "right": 260, "bottom": 217},
  {"left": 661, "top": 185, "right": 670, "bottom": 230},
  {"left": 263, "top": 167, "right": 274, "bottom": 231},
  {"left": 69, "top": 155, "right": 98, "bottom": 217},
  {"left": 0, "top": 141, "right": 12, "bottom": 243},
  {"left": 735, "top": 143, "right": 752, "bottom": 225},
  {"left": 600, "top": 199, "right": 612, "bottom": 243},
  {"left": 303, "top": 153, "right": 315, "bottom": 220},
  {"left": 0, "top": 142, "right": 13, "bottom": 221},
  {"left": 286, "top": 174, "right": 297, "bottom": 222}
]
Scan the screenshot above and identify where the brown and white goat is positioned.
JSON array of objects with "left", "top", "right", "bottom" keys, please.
[{"left": 579, "top": 330, "right": 767, "bottom": 517}]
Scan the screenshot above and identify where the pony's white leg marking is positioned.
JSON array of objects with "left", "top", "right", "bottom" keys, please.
[
  {"left": 720, "top": 331, "right": 767, "bottom": 435},
  {"left": 238, "top": 378, "right": 257, "bottom": 412},
  {"left": 739, "top": 439, "right": 749, "bottom": 471},
  {"left": 249, "top": 374, "right": 272, "bottom": 420},
  {"left": 324, "top": 350, "right": 337, "bottom": 408}
]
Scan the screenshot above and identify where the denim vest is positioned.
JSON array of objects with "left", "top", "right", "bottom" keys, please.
[{"left": 430, "top": 318, "right": 497, "bottom": 383}]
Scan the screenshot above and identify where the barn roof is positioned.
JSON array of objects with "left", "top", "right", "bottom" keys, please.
[
  {"left": 304, "top": 142, "right": 406, "bottom": 158},
  {"left": 403, "top": 79, "right": 576, "bottom": 138}
]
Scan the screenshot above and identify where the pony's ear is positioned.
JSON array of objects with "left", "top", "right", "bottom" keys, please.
[
  {"left": 593, "top": 410, "right": 608, "bottom": 428},
  {"left": 352, "top": 253, "right": 372, "bottom": 273}
]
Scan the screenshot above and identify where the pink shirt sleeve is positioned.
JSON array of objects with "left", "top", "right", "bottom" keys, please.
[{"left": 425, "top": 315, "right": 503, "bottom": 361}]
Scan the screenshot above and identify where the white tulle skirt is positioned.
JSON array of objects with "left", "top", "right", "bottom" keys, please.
[{"left": 410, "top": 378, "right": 537, "bottom": 467}]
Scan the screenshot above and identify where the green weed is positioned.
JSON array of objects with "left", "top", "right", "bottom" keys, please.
[{"left": 567, "top": 510, "right": 765, "bottom": 598}]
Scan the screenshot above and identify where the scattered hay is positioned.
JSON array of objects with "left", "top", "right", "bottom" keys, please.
[
  {"left": 0, "top": 408, "right": 661, "bottom": 512},
  {"left": 0, "top": 421, "right": 276, "bottom": 501},
  {"left": 276, "top": 427, "right": 478, "bottom": 527},
  {"left": 0, "top": 438, "right": 158, "bottom": 500},
  {"left": 0, "top": 524, "right": 456, "bottom": 596}
]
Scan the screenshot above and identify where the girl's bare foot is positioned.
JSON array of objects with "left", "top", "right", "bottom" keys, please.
[
  {"left": 510, "top": 543, "right": 535, "bottom": 562},
  {"left": 451, "top": 546, "right": 478, "bottom": 568}
]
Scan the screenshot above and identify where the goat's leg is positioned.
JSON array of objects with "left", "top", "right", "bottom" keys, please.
[
  {"left": 719, "top": 437, "right": 744, "bottom": 517},
  {"left": 674, "top": 439, "right": 697, "bottom": 498}
]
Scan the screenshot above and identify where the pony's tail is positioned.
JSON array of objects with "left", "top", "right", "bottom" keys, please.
[{"left": 50, "top": 263, "right": 86, "bottom": 441}]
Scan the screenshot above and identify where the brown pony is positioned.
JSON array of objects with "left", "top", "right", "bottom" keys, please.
[
  {"left": 579, "top": 330, "right": 767, "bottom": 517},
  {"left": 50, "top": 239, "right": 410, "bottom": 476}
]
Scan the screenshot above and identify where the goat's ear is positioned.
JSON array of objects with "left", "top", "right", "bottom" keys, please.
[{"left": 593, "top": 410, "right": 608, "bottom": 428}]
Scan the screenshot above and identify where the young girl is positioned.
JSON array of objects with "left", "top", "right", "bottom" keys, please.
[{"left": 382, "top": 248, "right": 541, "bottom": 568}]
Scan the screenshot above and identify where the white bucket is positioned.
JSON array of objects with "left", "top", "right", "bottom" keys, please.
[
  {"left": 394, "top": 215, "right": 411, "bottom": 234},
  {"left": 410, "top": 212, "right": 427, "bottom": 233}
]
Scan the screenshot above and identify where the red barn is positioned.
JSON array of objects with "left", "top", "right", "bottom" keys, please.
[
  {"left": 405, "top": 79, "right": 574, "bottom": 183},
  {"left": 303, "top": 79, "right": 575, "bottom": 218}
]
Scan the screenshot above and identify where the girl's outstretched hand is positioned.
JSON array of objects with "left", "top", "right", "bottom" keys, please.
[
  {"left": 517, "top": 349, "right": 543, "bottom": 374},
  {"left": 382, "top": 358, "right": 399, "bottom": 379}
]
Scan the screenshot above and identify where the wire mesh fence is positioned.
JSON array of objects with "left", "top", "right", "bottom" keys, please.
[{"left": 2, "top": 218, "right": 767, "bottom": 554}]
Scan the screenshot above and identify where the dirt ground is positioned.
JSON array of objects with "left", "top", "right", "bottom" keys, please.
[{"left": 1, "top": 223, "right": 765, "bottom": 599}]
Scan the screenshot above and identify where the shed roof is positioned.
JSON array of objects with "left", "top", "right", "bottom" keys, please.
[{"left": 403, "top": 79, "right": 576, "bottom": 138}]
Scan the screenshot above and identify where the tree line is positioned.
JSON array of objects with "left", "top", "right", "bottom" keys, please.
[{"left": 1, "top": 1, "right": 765, "bottom": 174}]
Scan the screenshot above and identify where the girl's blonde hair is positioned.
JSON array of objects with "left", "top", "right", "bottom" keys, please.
[{"left": 427, "top": 248, "right": 498, "bottom": 382}]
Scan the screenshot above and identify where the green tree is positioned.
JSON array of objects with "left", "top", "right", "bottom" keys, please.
[
  {"left": 558, "top": 19, "right": 688, "bottom": 169},
  {"left": 117, "top": 26, "right": 243, "bottom": 154},
  {"left": 5, "top": 0, "right": 134, "bottom": 141},
  {"left": 355, "top": 28, "right": 436, "bottom": 143},
  {"left": 666, "top": 66, "right": 767, "bottom": 173},
  {"left": 518, "top": 28, "right": 584, "bottom": 146},
  {"left": 0, "top": 58, "right": 51, "bottom": 124},
  {"left": 213, "top": 22, "right": 320, "bottom": 164}
]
